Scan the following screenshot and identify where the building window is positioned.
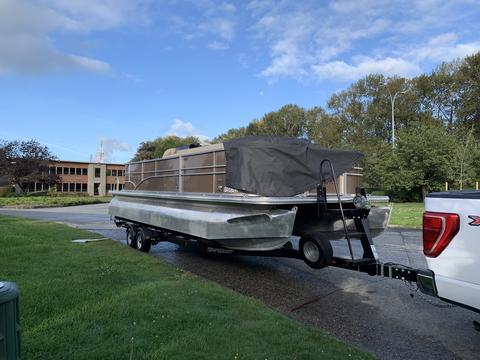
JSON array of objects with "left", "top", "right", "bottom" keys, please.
[
  {"left": 95, "top": 168, "right": 100, "bottom": 178},
  {"left": 76, "top": 168, "right": 82, "bottom": 175},
  {"left": 69, "top": 183, "right": 75, "bottom": 192},
  {"left": 63, "top": 167, "right": 69, "bottom": 175},
  {"left": 106, "top": 184, "right": 111, "bottom": 191},
  {"left": 63, "top": 183, "right": 69, "bottom": 192},
  {"left": 69, "top": 168, "right": 75, "bottom": 175},
  {"left": 76, "top": 184, "right": 81, "bottom": 192},
  {"left": 119, "top": 184, "right": 124, "bottom": 190},
  {"left": 56, "top": 184, "right": 62, "bottom": 192},
  {"left": 82, "top": 184, "right": 87, "bottom": 192},
  {"left": 112, "top": 169, "right": 117, "bottom": 177},
  {"left": 106, "top": 169, "right": 112, "bottom": 176},
  {"left": 49, "top": 167, "right": 55, "bottom": 175},
  {"left": 82, "top": 168, "right": 88, "bottom": 176},
  {"left": 57, "top": 167, "right": 62, "bottom": 175}
]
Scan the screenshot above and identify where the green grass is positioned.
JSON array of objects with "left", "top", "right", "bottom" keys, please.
[
  {"left": 388, "top": 202, "right": 424, "bottom": 228},
  {"left": 0, "top": 196, "right": 111, "bottom": 208},
  {"left": 0, "top": 216, "right": 372, "bottom": 360}
]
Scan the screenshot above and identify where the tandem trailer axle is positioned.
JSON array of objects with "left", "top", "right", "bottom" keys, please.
[{"left": 113, "top": 216, "right": 438, "bottom": 299}]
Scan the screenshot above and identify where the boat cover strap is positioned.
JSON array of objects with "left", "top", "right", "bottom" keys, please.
[{"left": 224, "top": 136, "right": 363, "bottom": 197}]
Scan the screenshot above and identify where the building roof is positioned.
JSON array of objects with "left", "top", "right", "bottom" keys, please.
[{"left": 50, "top": 159, "right": 125, "bottom": 166}]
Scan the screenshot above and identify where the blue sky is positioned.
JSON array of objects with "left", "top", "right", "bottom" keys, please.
[{"left": 1, "top": 0, "right": 479, "bottom": 163}]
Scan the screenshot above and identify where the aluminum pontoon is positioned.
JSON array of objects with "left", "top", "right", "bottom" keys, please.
[{"left": 109, "top": 136, "right": 390, "bottom": 269}]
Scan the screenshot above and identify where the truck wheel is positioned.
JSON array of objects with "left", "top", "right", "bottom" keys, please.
[
  {"left": 135, "top": 228, "right": 152, "bottom": 253},
  {"left": 126, "top": 226, "right": 137, "bottom": 248},
  {"left": 299, "top": 235, "right": 333, "bottom": 269}
]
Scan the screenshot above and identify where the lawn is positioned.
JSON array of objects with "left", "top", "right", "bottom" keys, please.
[
  {"left": 0, "top": 196, "right": 111, "bottom": 208},
  {"left": 0, "top": 216, "right": 372, "bottom": 360},
  {"left": 388, "top": 202, "right": 424, "bottom": 228}
]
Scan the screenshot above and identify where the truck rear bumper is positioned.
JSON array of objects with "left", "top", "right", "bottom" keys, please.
[
  {"left": 434, "top": 274, "right": 480, "bottom": 313},
  {"left": 417, "top": 270, "right": 480, "bottom": 313}
]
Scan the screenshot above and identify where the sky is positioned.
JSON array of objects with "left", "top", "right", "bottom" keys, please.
[{"left": 1, "top": 0, "right": 479, "bottom": 163}]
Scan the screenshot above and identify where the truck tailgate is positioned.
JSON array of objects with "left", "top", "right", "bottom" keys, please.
[{"left": 425, "top": 192, "right": 480, "bottom": 311}]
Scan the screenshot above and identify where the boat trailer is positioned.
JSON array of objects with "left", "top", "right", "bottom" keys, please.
[{"left": 113, "top": 159, "right": 437, "bottom": 298}]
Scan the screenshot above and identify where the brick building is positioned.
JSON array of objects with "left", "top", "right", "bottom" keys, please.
[{"left": 34, "top": 160, "right": 126, "bottom": 196}]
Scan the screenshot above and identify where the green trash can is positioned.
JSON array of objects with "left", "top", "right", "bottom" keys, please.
[{"left": 0, "top": 282, "right": 21, "bottom": 360}]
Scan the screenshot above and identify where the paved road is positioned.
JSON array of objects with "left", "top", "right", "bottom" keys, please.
[{"left": 1, "top": 204, "right": 479, "bottom": 359}]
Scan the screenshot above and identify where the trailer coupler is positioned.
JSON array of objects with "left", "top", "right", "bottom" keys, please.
[{"left": 331, "top": 258, "right": 437, "bottom": 297}]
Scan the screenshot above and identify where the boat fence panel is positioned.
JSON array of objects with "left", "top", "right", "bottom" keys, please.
[{"left": 125, "top": 148, "right": 362, "bottom": 195}]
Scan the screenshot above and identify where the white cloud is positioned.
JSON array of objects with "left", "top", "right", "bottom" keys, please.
[
  {"left": 91, "top": 137, "right": 131, "bottom": 162},
  {"left": 169, "top": 1, "right": 236, "bottom": 50},
  {"left": 410, "top": 34, "right": 480, "bottom": 62},
  {"left": 312, "top": 57, "right": 421, "bottom": 81},
  {"left": 168, "top": 119, "right": 196, "bottom": 136},
  {"left": 208, "top": 41, "right": 229, "bottom": 50},
  {"left": 221, "top": 2, "right": 237, "bottom": 13},
  {"left": 248, "top": 0, "right": 480, "bottom": 81},
  {"left": 199, "top": 18, "right": 234, "bottom": 42},
  {"left": 167, "top": 119, "right": 209, "bottom": 142},
  {"left": 0, "top": 0, "right": 149, "bottom": 75}
]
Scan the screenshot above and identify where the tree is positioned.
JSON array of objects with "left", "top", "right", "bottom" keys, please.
[
  {"left": 248, "top": 104, "right": 307, "bottom": 137},
  {"left": 214, "top": 104, "right": 310, "bottom": 142},
  {"left": 394, "top": 121, "right": 455, "bottom": 200},
  {"left": 362, "top": 142, "right": 399, "bottom": 190},
  {"left": 0, "top": 139, "right": 58, "bottom": 193},
  {"left": 457, "top": 52, "right": 480, "bottom": 133},
  {"left": 132, "top": 135, "right": 199, "bottom": 161},
  {"left": 449, "top": 125, "right": 479, "bottom": 189},
  {"left": 414, "top": 60, "right": 461, "bottom": 128},
  {"left": 305, "top": 107, "right": 345, "bottom": 148},
  {"left": 212, "top": 127, "right": 247, "bottom": 143}
]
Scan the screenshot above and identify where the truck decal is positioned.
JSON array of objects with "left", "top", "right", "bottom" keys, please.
[{"left": 468, "top": 215, "right": 480, "bottom": 226}]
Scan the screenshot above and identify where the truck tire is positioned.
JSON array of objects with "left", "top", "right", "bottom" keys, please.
[
  {"left": 126, "top": 226, "right": 137, "bottom": 248},
  {"left": 299, "top": 235, "right": 333, "bottom": 269},
  {"left": 135, "top": 227, "right": 152, "bottom": 253}
]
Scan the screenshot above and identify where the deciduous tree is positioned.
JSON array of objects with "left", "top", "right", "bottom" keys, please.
[
  {"left": 132, "top": 135, "right": 199, "bottom": 161},
  {"left": 0, "top": 139, "right": 58, "bottom": 193}
]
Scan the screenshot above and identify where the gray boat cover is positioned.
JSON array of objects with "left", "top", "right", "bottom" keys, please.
[{"left": 224, "top": 136, "right": 363, "bottom": 197}]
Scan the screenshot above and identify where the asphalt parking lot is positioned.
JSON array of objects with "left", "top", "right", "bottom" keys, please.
[{"left": 1, "top": 204, "right": 479, "bottom": 359}]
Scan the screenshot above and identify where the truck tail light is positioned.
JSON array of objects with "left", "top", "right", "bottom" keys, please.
[{"left": 423, "top": 212, "right": 460, "bottom": 257}]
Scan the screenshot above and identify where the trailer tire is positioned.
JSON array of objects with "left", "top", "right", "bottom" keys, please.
[
  {"left": 126, "top": 226, "right": 137, "bottom": 248},
  {"left": 299, "top": 235, "right": 333, "bottom": 269},
  {"left": 135, "top": 227, "right": 152, "bottom": 253}
]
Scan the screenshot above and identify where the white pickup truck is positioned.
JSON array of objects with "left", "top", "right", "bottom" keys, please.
[{"left": 424, "top": 191, "right": 480, "bottom": 313}]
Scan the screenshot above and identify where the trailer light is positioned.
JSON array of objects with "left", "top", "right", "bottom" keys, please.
[{"left": 423, "top": 212, "right": 460, "bottom": 257}]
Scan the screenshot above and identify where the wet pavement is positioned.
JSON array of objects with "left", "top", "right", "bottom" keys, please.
[{"left": 1, "top": 204, "right": 479, "bottom": 359}]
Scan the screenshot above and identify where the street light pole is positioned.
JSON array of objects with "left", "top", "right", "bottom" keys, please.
[
  {"left": 385, "top": 86, "right": 406, "bottom": 148},
  {"left": 389, "top": 90, "right": 397, "bottom": 148}
]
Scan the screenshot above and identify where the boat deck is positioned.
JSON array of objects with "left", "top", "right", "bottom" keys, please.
[{"left": 110, "top": 190, "right": 389, "bottom": 205}]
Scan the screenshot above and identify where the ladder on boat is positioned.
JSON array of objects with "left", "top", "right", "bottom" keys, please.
[
  {"left": 315, "top": 160, "right": 435, "bottom": 298},
  {"left": 317, "top": 159, "right": 379, "bottom": 268}
]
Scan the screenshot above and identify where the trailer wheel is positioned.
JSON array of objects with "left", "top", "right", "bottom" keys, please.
[
  {"left": 126, "top": 226, "right": 137, "bottom": 248},
  {"left": 299, "top": 235, "right": 333, "bottom": 269},
  {"left": 135, "top": 228, "right": 152, "bottom": 253}
]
